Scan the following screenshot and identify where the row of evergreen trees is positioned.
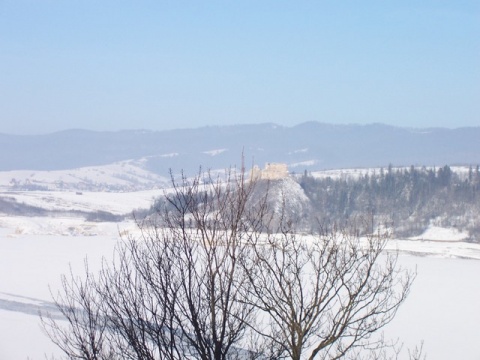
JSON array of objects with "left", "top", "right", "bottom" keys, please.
[{"left": 299, "top": 165, "right": 480, "bottom": 241}]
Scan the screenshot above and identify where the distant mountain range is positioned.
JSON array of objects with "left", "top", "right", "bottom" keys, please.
[{"left": 1, "top": 122, "right": 479, "bottom": 175}]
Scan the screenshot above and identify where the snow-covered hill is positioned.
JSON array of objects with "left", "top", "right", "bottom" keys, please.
[{"left": 0, "top": 159, "right": 169, "bottom": 192}]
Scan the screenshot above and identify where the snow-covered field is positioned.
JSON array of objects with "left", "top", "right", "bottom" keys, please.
[
  {"left": 1, "top": 175, "right": 480, "bottom": 359},
  {"left": 1, "top": 217, "right": 480, "bottom": 359},
  {"left": 0, "top": 189, "right": 161, "bottom": 215},
  {"left": 0, "top": 229, "right": 119, "bottom": 359}
]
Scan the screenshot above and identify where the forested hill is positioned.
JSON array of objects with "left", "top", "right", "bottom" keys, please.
[
  {"left": 1, "top": 123, "right": 480, "bottom": 174},
  {"left": 299, "top": 165, "right": 480, "bottom": 241}
]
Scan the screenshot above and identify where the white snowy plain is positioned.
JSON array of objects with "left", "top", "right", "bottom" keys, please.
[{"left": 1, "top": 220, "right": 480, "bottom": 359}]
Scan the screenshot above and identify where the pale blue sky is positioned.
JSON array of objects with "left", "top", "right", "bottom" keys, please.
[{"left": 0, "top": 1, "right": 478, "bottom": 134}]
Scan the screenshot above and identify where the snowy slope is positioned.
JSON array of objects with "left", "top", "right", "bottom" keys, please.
[{"left": 0, "top": 159, "right": 169, "bottom": 192}]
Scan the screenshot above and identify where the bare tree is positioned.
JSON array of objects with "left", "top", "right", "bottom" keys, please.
[
  {"left": 42, "top": 168, "right": 267, "bottom": 360},
  {"left": 124, "top": 168, "right": 267, "bottom": 360},
  {"left": 42, "top": 167, "right": 415, "bottom": 360},
  {"left": 41, "top": 263, "right": 116, "bottom": 359},
  {"left": 240, "top": 218, "right": 414, "bottom": 360}
]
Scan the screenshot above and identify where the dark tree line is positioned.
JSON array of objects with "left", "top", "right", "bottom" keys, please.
[{"left": 300, "top": 165, "right": 480, "bottom": 241}]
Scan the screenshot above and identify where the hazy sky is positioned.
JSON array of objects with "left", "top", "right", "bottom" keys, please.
[{"left": 1, "top": 1, "right": 478, "bottom": 134}]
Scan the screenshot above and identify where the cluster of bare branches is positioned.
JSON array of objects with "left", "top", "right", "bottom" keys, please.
[{"left": 41, "top": 168, "right": 416, "bottom": 360}]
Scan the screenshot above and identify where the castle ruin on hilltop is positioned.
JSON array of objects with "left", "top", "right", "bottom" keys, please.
[{"left": 250, "top": 163, "right": 289, "bottom": 180}]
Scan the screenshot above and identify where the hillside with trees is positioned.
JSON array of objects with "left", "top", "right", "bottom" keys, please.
[{"left": 299, "top": 165, "right": 480, "bottom": 241}]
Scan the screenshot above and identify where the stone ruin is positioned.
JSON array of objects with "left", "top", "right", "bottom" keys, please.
[{"left": 250, "top": 163, "right": 289, "bottom": 180}]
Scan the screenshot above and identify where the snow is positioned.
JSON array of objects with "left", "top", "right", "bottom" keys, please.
[
  {"left": 289, "top": 159, "right": 317, "bottom": 168},
  {"left": 203, "top": 148, "right": 227, "bottom": 156},
  {"left": 0, "top": 159, "right": 168, "bottom": 191},
  {"left": 0, "top": 216, "right": 138, "bottom": 237},
  {"left": 0, "top": 309, "right": 60, "bottom": 359},
  {"left": 289, "top": 148, "right": 309, "bottom": 154},
  {"left": 409, "top": 225, "right": 469, "bottom": 242},
  {"left": 383, "top": 255, "right": 480, "bottom": 359},
  {"left": 386, "top": 238, "right": 480, "bottom": 260},
  {"left": 157, "top": 152, "right": 179, "bottom": 158},
  {"left": 309, "top": 165, "right": 473, "bottom": 181},
  {"left": 0, "top": 181, "right": 480, "bottom": 358},
  {"left": 0, "top": 189, "right": 161, "bottom": 215},
  {"left": 1, "top": 227, "right": 479, "bottom": 358},
  {"left": 268, "top": 177, "right": 310, "bottom": 216}
]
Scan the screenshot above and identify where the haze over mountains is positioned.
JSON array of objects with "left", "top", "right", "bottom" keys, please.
[{"left": 1, "top": 122, "right": 479, "bottom": 175}]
